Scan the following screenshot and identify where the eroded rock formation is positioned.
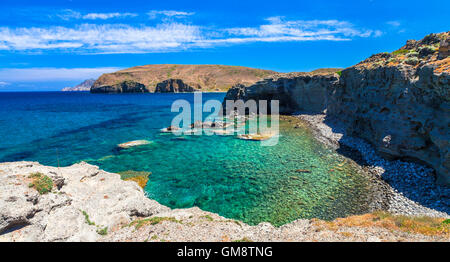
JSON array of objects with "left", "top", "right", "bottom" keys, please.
[
  {"left": 90, "top": 80, "right": 148, "bottom": 93},
  {"left": 155, "top": 79, "right": 198, "bottom": 93},
  {"left": 224, "top": 73, "right": 338, "bottom": 114},
  {"left": 223, "top": 32, "right": 450, "bottom": 185}
]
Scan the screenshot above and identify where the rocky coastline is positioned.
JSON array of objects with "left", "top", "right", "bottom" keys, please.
[
  {"left": 1, "top": 159, "right": 448, "bottom": 242},
  {"left": 225, "top": 32, "right": 450, "bottom": 186}
]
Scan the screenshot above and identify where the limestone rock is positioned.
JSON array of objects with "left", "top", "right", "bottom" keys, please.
[{"left": 0, "top": 162, "right": 169, "bottom": 241}]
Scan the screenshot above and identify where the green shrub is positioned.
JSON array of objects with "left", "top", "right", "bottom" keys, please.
[
  {"left": 392, "top": 49, "right": 409, "bottom": 56},
  {"left": 97, "top": 227, "right": 108, "bottom": 236},
  {"left": 232, "top": 237, "right": 253, "bottom": 242},
  {"left": 82, "top": 210, "right": 95, "bottom": 226},
  {"left": 336, "top": 71, "right": 342, "bottom": 76},
  {"left": 28, "top": 172, "right": 53, "bottom": 194},
  {"left": 405, "top": 57, "right": 419, "bottom": 65}
]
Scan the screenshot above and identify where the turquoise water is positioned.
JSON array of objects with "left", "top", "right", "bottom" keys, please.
[{"left": 0, "top": 92, "right": 374, "bottom": 226}]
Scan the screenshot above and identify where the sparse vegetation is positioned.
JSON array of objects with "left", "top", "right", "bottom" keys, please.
[
  {"left": 336, "top": 71, "right": 342, "bottom": 76},
  {"left": 201, "top": 215, "right": 214, "bottom": 221},
  {"left": 129, "top": 217, "right": 182, "bottom": 229},
  {"left": 28, "top": 172, "right": 53, "bottom": 194},
  {"left": 392, "top": 49, "right": 410, "bottom": 56},
  {"left": 82, "top": 210, "right": 95, "bottom": 226},
  {"left": 118, "top": 170, "right": 151, "bottom": 189},
  {"left": 96, "top": 226, "right": 108, "bottom": 236},
  {"left": 318, "top": 212, "right": 450, "bottom": 237},
  {"left": 405, "top": 57, "right": 420, "bottom": 65},
  {"left": 232, "top": 237, "right": 253, "bottom": 242},
  {"left": 81, "top": 210, "right": 108, "bottom": 235}
]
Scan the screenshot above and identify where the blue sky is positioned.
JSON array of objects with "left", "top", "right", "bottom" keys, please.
[{"left": 0, "top": 0, "right": 448, "bottom": 91}]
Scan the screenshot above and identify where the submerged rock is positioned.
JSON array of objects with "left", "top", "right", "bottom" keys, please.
[
  {"left": 237, "top": 133, "right": 276, "bottom": 141},
  {"left": 117, "top": 140, "right": 152, "bottom": 149}
]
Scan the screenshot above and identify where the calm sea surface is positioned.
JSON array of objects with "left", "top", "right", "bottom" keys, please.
[{"left": 0, "top": 91, "right": 375, "bottom": 226}]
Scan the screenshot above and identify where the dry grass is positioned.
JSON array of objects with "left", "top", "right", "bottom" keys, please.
[
  {"left": 118, "top": 170, "right": 151, "bottom": 189},
  {"left": 130, "top": 217, "right": 182, "bottom": 229},
  {"left": 316, "top": 212, "right": 450, "bottom": 237}
]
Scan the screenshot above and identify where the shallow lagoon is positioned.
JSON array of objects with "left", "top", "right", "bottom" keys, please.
[{"left": 0, "top": 92, "right": 374, "bottom": 226}]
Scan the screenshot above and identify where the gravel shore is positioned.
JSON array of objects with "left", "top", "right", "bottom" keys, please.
[{"left": 295, "top": 113, "right": 450, "bottom": 218}]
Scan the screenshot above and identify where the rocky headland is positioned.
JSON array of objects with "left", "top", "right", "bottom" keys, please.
[
  {"left": 90, "top": 64, "right": 277, "bottom": 93},
  {"left": 225, "top": 32, "right": 450, "bottom": 186},
  {"left": 62, "top": 79, "right": 95, "bottom": 92}
]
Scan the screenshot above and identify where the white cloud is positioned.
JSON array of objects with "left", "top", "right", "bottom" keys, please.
[
  {"left": 224, "top": 17, "right": 381, "bottom": 42},
  {"left": 0, "top": 81, "right": 10, "bottom": 86},
  {"left": 387, "top": 21, "right": 401, "bottom": 27},
  {"left": 0, "top": 16, "right": 382, "bottom": 54},
  {"left": 147, "top": 10, "right": 195, "bottom": 19},
  {"left": 0, "top": 67, "right": 122, "bottom": 82},
  {"left": 83, "top": 13, "right": 138, "bottom": 20},
  {"left": 55, "top": 9, "right": 138, "bottom": 20},
  {"left": 0, "top": 23, "right": 201, "bottom": 53}
]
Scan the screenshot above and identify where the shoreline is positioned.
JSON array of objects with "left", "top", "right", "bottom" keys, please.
[{"left": 294, "top": 113, "right": 449, "bottom": 218}]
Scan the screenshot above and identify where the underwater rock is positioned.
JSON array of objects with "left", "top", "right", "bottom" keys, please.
[
  {"left": 160, "top": 126, "right": 180, "bottom": 133},
  {"left": 237, "top": 133, "right": 276, "bottom": 141},
  {"left": 117, "top": 140, "right": 152, "bottom": 149},
  {"left": 295, "top": 169, "right": 312, "bottom": 173}
]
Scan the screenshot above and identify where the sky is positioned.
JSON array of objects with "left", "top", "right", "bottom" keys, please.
[{"left": 0, "top": 0, "right": 448, "bottom": 91}]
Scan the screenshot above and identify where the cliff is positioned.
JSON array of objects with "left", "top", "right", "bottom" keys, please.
[
  {"left": 62, "top": 79, "right": 95, "bottom": 92},
  {"left": 224, "top": 72, "right": 338, "bottom": 114},
  {"left": 154, "top": 79, "right": 198, "bottom": 93},
  {"left": 91, "top": 64, "right": 277, "bottom": 93},
  {"left": 223, "top": 32, "right": 450, "bottom": 185}
]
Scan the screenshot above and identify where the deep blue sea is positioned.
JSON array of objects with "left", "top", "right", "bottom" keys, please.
[{"left": 0, "top": 91, "right": 375, "bottom": 226}]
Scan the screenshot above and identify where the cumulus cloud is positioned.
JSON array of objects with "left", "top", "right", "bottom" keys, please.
[
  {"left": 0, "top": 16, "right": 382, "bottom": 54},
  {"left": 0, "top": 67, "right": 122, "bottom": 82},
  {"left": 147, "top": 10, "right": 195, "bottom": 19},
  {"left": 0, "top": 81, "right": 10, "bottom": 87}
]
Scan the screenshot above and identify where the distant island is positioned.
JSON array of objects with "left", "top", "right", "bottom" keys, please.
[{"left": 62, "top": 79, "right": 96, "bottom": 92}]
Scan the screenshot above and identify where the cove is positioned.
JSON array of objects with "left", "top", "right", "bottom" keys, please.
[{"left": 0, "top": 92, "right": 377, "bottom": 226}]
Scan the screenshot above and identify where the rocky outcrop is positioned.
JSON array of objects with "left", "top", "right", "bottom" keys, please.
[
  {"left": 154, "top": 79, "right": 198, "bottom": 93},
  {"left": 223, "top": 32, "right": 450, "bottom": 185},
  {"left": 224, "top": 73, "right": 338, "bottom": 114},
  {"left": 0, "top": 162, "right": 168, "bottom": 241},
  {"left": 62, "top": 79, "right": 95, "bottom": 92},
  {"left": 91, "top": 64, "right": 277, "bottom": 93},
  {"left": 328, "top": 62, "right": 449, "bottom": 185},
  {"left": 90, "top": 80, "right": 148, "bottom": 93},
  {"left": 1, "top": 162, "right": 448, "bottom": 242}
]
